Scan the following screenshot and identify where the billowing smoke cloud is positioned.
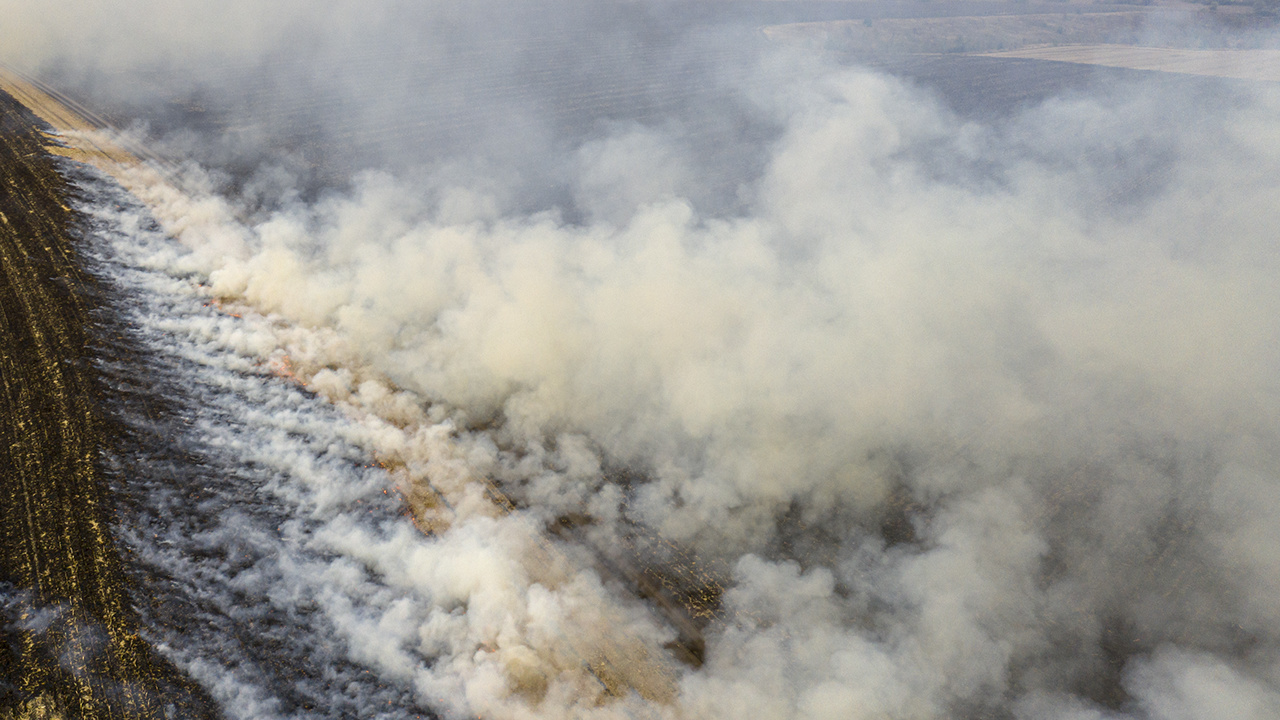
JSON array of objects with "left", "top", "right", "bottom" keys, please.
[
  {"left": 10, "top": 1, "right": 1280, "bottom": 719},
  {"left": 98, "top": 62, "right": 1280, "bottom": 719}
]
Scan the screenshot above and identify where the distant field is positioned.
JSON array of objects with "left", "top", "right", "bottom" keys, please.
[
  {"left": 761, "top": 2, "right": 1270, "bottom": 56},
  {"left": 764, "top": 11, "right": 1153, "bottom": 54},
  {"left": 981, "top": 44, "right": 1280, "bottom": 81}
]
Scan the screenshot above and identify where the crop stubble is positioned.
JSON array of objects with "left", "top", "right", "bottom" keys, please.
[{"left": 0, "top": 85, "right": 217, "bottom": 719}]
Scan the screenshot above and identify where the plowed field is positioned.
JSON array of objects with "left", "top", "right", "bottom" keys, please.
[{"left": 0, "top": 88, "right": 216, "bottom": 720}]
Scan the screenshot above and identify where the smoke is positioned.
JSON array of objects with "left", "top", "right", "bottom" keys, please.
[
  {"left": 9, "top": 1, "right": 1280, "bottom": 719},
  {"left": 97, "top": 62, "right": 1280, "bottom": 719},
  {"left": 1, "top": 0, "right": 775, "bottom": 213}
]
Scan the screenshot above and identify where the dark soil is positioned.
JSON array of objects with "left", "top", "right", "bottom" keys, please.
[{"left": 0, "top": 89, "right": 220, "bottom": 720}]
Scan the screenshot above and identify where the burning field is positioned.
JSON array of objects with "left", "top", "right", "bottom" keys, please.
[{"left": 3, "top": 2, "right": 1280, "bottom": 719}]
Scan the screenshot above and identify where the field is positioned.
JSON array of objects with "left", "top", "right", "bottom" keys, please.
[
  {"left": 982, "top": 44, "right": 1280, "bottom": 80},
  {"left": 761, "top": 0, "right": 1275, "bottom": 57},
  {"left": 764, "top": 10, "right": 1154, "bottom": 54},
  {"left": 4, "top": 3, "right": 1280, "bottom": 717},
  {"left": 0, "top": 88, "right": 218, "bottom": 719}
]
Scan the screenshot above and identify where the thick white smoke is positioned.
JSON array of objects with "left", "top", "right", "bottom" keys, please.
[{"left": 78, "top": 53, "right": 1280, "bottom": 720}]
